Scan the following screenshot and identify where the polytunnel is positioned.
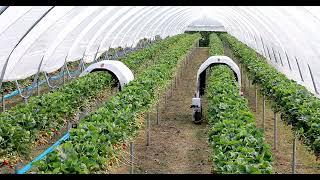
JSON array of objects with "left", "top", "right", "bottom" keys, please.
[
  {"left": 1, "top": 6, "right": 320, "bottom": 174},
  {"left": 0, "top": 6, "right": 319, "bottom": 96}
]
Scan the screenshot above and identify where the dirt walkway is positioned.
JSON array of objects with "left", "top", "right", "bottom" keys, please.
[{"left": 110, "top": 48, "right": 212, "bottom": 174}]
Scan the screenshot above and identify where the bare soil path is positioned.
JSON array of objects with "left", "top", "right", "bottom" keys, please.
[{"left": 110, "top": 47, "right": 212, "bottom": 174}]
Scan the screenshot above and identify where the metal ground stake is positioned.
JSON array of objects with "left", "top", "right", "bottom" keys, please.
[
  {"left": 157, "top": 102, "right": 160, "bottom": 125},
  {"left": 255, "top": 85, "right": 258, "bottom": 112},
  {"left": 262, "top": 95, "right": 265, "bottom": 130},
  {"left": 2, "top": 91, "right": 5, "bottom": 112},
  {"left": 130, "top": 142, "right": 134, "bottom": 174},
  {"left": 274, "top": 112, "right": 278, "bottom": 150},
  {"left": 292, "top": 132, "right": 297, "bottom": 174}
]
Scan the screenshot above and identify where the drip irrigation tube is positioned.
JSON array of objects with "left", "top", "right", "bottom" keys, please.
[
  {"left": 1, "top": 70, "right": 80, "bottom": 101},
  {"left": 16, "top": 132, "right": 70, "bottom": 174}
]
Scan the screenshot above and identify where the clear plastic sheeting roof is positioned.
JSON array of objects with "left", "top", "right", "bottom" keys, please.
[
  {"left": 185, "top": 16, "right": 226, "bottom": 32},
  {"left": 0, "top": 6, "right": 320, "bottom": 96}
]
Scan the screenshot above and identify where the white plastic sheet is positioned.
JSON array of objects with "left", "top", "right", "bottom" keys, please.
[{"left": 0, "top": 6, "right": 319, "bottom": 96}]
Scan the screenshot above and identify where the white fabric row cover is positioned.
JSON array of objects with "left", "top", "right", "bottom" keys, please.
[
  {"left": 79, "top": 60, "right": 134, "bottom": 89},
  {"left": 195, "top": 55, "right": 241, "bottom": 97},
  {"left": 0, "top": 6, "right": 320, "bottom": 96}
]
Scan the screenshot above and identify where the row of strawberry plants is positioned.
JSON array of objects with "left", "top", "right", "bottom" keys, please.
[
  {"left": 207, "top": 65, "right": 273, "bottom": 174},
  {"left": 207, "top": 33, "right": 273, "bottom": 174},
  {"left": 0, "top": 72, "right": 113, "bottom": 160},
  {"left": 220, "top": 33, "right": 320, "bottom": 156},
  {"left": 33, "top": 34, "right": 200, "bottom": 173},
  {"left": 0, "top": 35, "right": 182, "bottom": 162},
  {"left": 209, "top": 33, "right": 224, "bottom": 55}
]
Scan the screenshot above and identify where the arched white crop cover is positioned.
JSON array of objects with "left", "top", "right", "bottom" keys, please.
[
  {"left": 0, "top": 6, "right": 320, "bottom": 97},
  {"left": 195, "top": 55, "right": 241, "bottom": 97},
  {"left": 79, "top": 60, "right": 134, "bottom": 89}
]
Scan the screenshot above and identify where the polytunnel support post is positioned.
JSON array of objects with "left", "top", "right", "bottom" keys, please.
[
  {"left": 271, "top": 47, "right": 278, "bottom": 64},
  {"left": 285, "top": 52, "right": 293, "bottom": 71},
  {"left": 62, "top": 55, "right": 69, "bottom": 85},
  {"left": 255, "top": 85, "right": 258, "bottom": 112},
  {"left": 2, "top": 91, "right": 5, "bottom": 112},
  {"left": 277, "top": 51, "right": 284, "bottom": 67},
  {"left": 266, "top": 46, "right": 273, "bottom": 63},
  {"left": 65, "top": 63, "right": 78, "bottom": 79},
  {"left": 93, "top": 44, "right": 101, "bottom": 63},
  {"left": 260, "top": 36, "right": 268, "bottom": 59},
  {"left": 253, "top": 36, "right": 261, "bottom": 55},
  {"left": 157, "top": 101, "right": 160, "bottom": 125},
  {"left": 123, "top": 44, "right": 127, "bottom": 56},
  {"left": 274, "top": 112, "right": 278, "bottom": 150},
  {"left": 114, "top": 49, "right": 119, "bottom": 59},
  {"left": 15, "top": 80, "right": 34, "bottom": 103},
  {"left": 307, "top": 63, "right": 319, "bottom": 94},
  {"left": 146, "top": 112, "right": 150, "bottom": 146},
  {"left": 295, "top": 57, "right": 304, "bottom": 82},
  {"left": 44, "top": 72, "right": 58, "bottom": 90},
  {"left": 79, "top": 51, "right": 86, "bottom": 73},
  {"left": 165, "top": 87, "right": 167, "bottom": 109},
  {"left": 106, "top": 45, "right": 111, "bottom": 60},
  {"left": 130, "top": 142, "right": 134, "bottom": 174},
  {"left": 262, "top": 95, "right": 265, "bottom": 130},
  {"left": 292, "top": 132, "right": 297, "bottom": 174},
  {"left": 35, "top": 56, "right": 46, "bottom": 95},
  {"left": 170, "top": 80, "right": 173, "bottom": 97}
]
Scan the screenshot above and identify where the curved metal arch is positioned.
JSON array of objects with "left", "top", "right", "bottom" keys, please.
[
  {"left": 77, "top": 7, "right": 130, "bottom": 63},
  {"left": 85, "top": 6, "right": 142, "bottom": 62},
  {"left": 242, "top": 7, "right": 286, "bottom": 54},
  {"left": 218, "top": 8, "right": 260, "bottom": 48},
  {"left": 47, "top": 7, "right": 108, "bottom": 66},
  {"left": 161, "top": 8, "right": 192, "bottom": 37},
  {"left": 0, "top": 6, "right": 53, "bottom": 81},
  {"left": 95, "top": 6, "right": 154, "bottom": 54},
  {"left": 5, "top": 6, "right": 76, "bottom": 81},
  {"left": 86, "top": 7, "right": 141, "bottom": 63},
  {"left": 109, "top": 6, "right": 152, "bottom": 48},
  {"left": 150, "top": 7, "right": 187, "bottom": 38},
  {"left": 134, "top": 6, "right": 174, "bottom": 41},
  {"left": 79, "top": 7, "right": 131, "bottom": 62},
  {"left": 118, "top": 6, "right": 160, "bottom": 47},
  {"left": 0, "top": 6, "right": 8, "bottom": 15},
  {"left": 66, "top": 7, "right": 119, "bottom": 61},
  {"left": 165, "top": 13, "right": 195, "bottom": 37},
  {"left": 120, "top": 6, "right": 162, "bottom": 48},
  {"left": 225, "top": 8, "right": 268, "bottom": 53},
  {"left": 40, "top": 7, "right": 103, "bottom": 72},
  {"left": 157, "top": 8, "right": 191, "bottom": 38},
  {"left": 169, "top": 14, "right": 195, "bottom": 35},
  {"left": 142, "top": 7, "right": 179, "bottom": 39},
  {"left": 273, "top": 7, "right": 320, "bottom": 91},
  {"left": 167, "top": 10, "right": 195, "bottom": 34},
  {"left": 0, "top": 6, "right": 33, "bottom": 35}
]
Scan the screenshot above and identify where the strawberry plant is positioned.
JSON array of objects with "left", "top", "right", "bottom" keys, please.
[
  {"left": 209, "top": 33, "right": 224, "bottom": 55},
  {"left": 206, "top": 33, "right": 273, "bottom": 174},
  {"left": 207, "top": 65, "right": 273, "bottom": 174},
  {"left": 0, "top": 35, "right": 186, "bottom": 163},
  {"left": 32, "top": 34, "right": 201, "bottom": 174},
  {"left": 220, "top": 33, "right": 320, "bottom": 156}
]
